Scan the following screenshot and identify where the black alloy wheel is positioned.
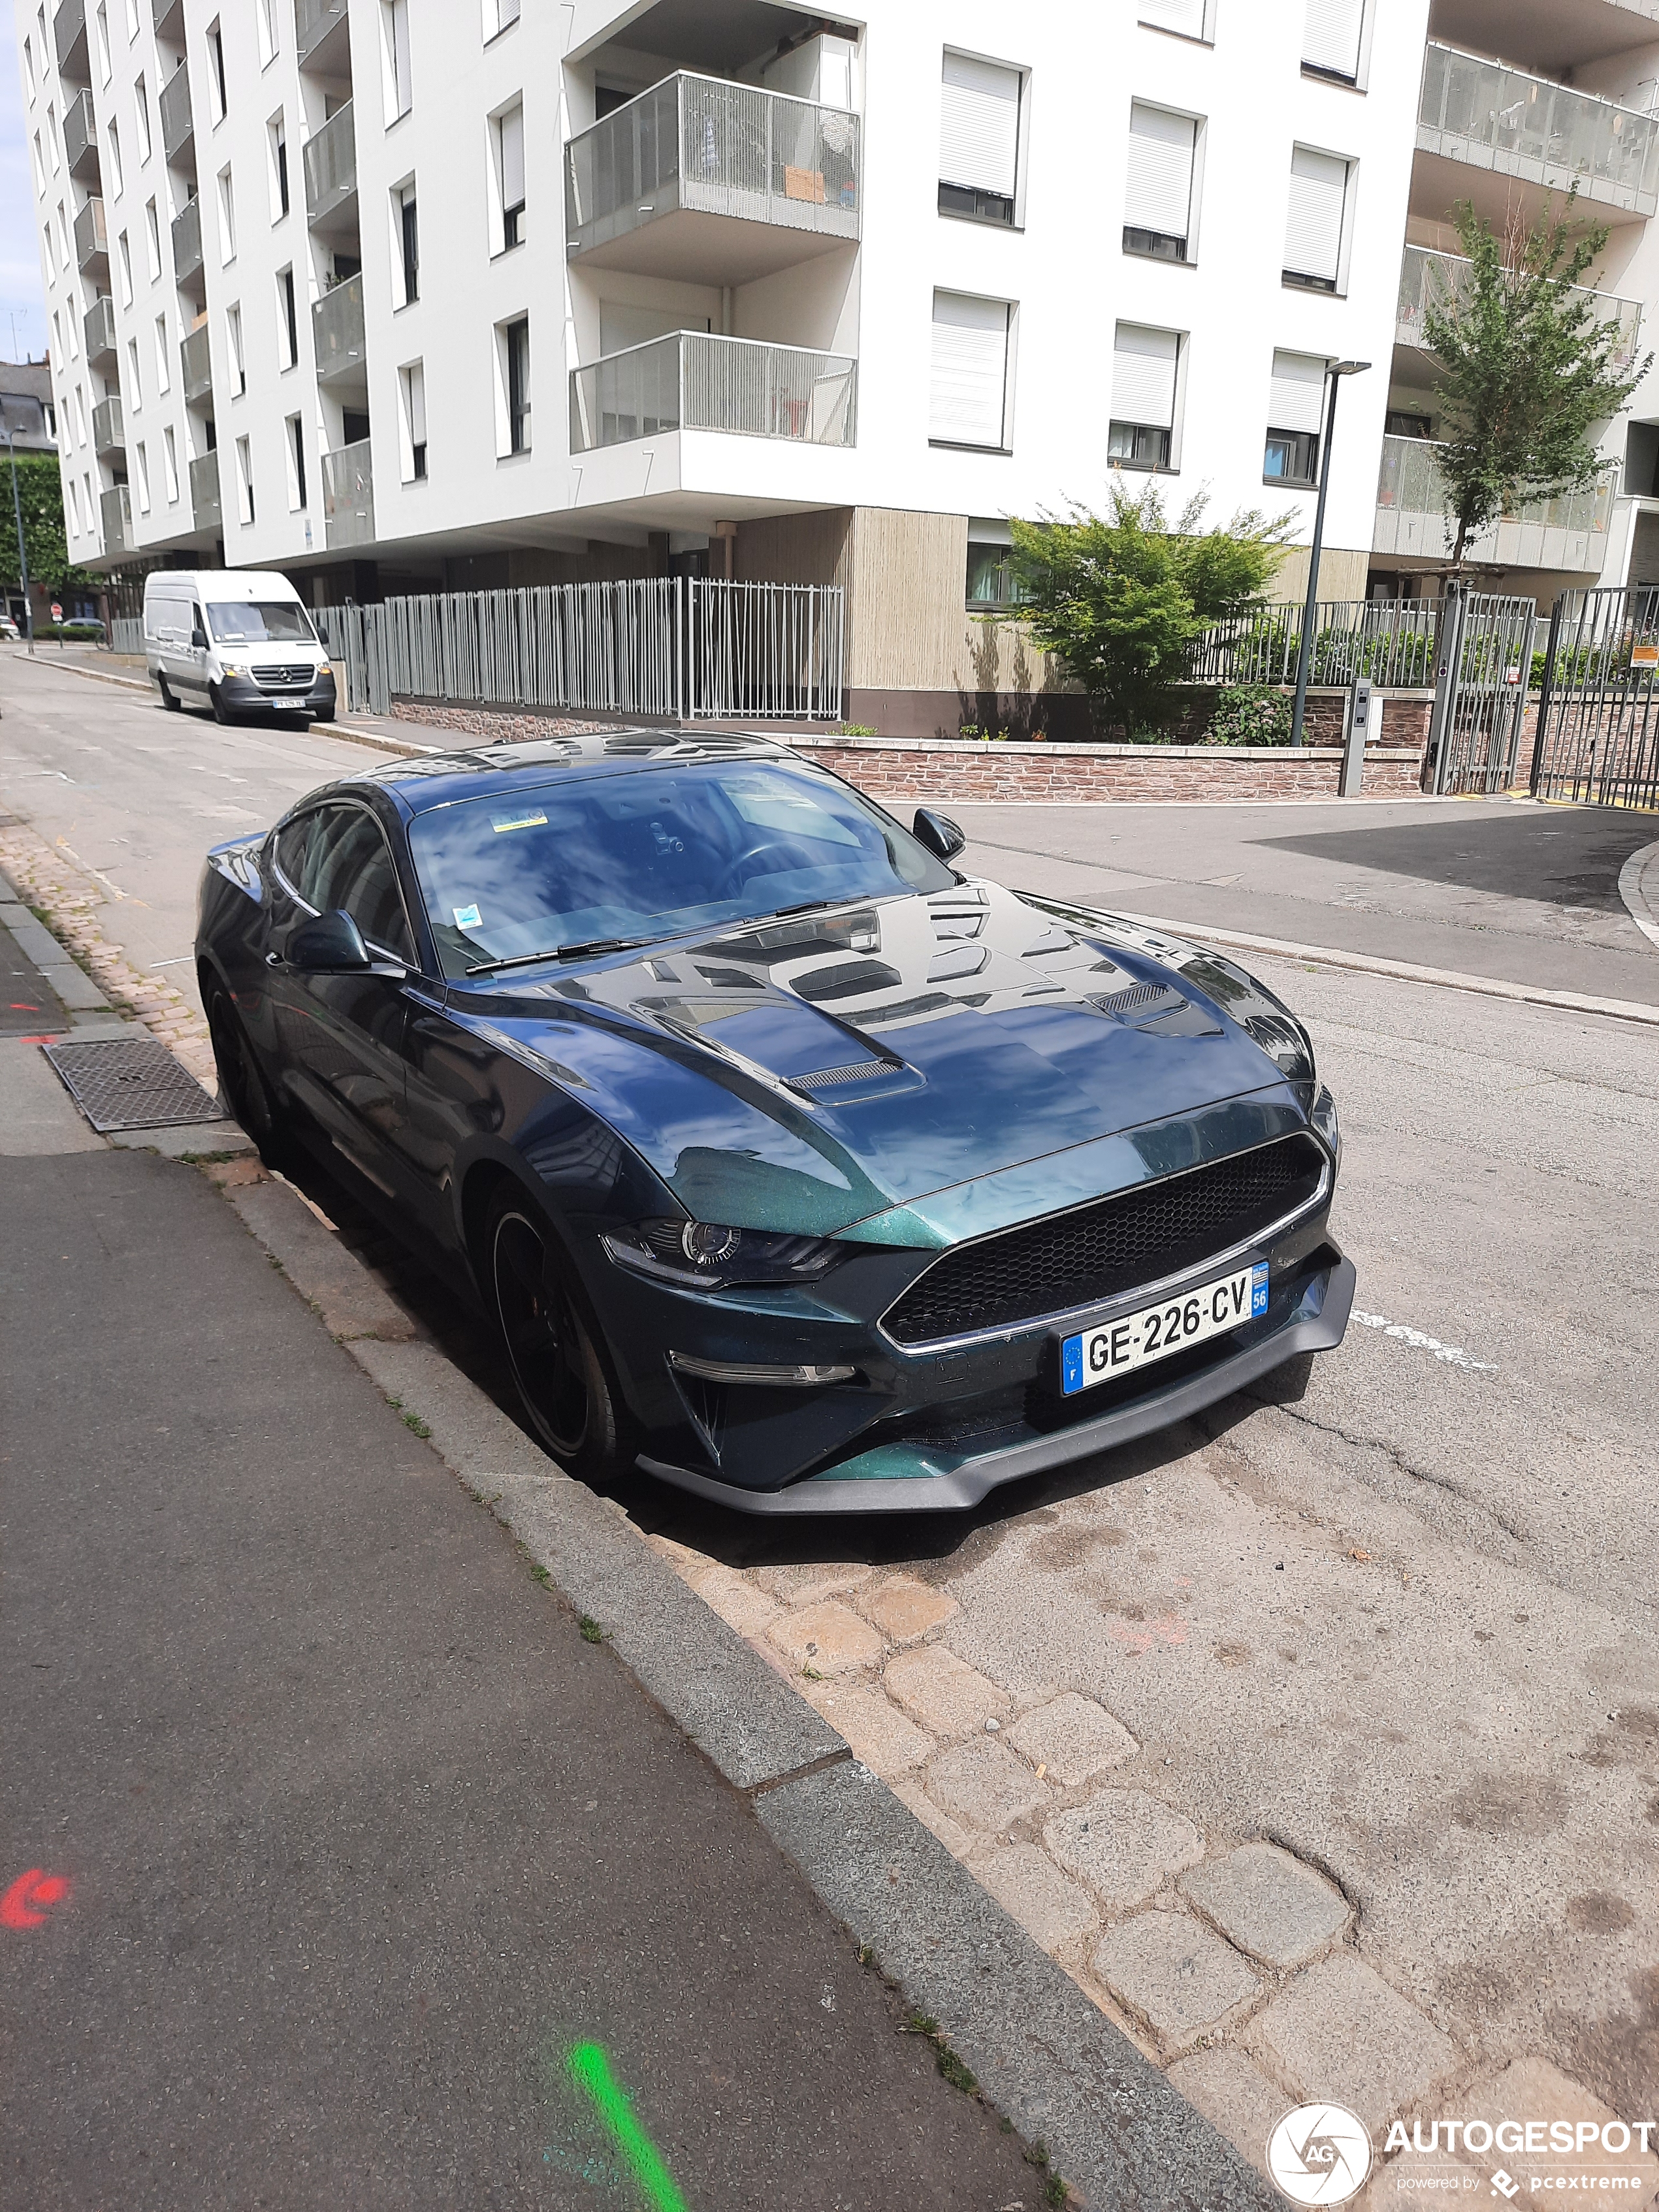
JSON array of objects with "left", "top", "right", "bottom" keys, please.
[
  {"left": 206, "top": 984, "right": 290, "bottom": 1169},
  {"left": 489, "top": 1194, "right": 626, "bottom": 1480}
]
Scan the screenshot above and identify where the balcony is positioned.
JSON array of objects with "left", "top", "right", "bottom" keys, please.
[
  {"left": 304, "top": 103, "right": 358, "bottom": 239},
  {"left": 91, "top": 394, "right": 124, "bottom": 457},
  {"left": 54, "top": 0, "right": 89, "bottom": 86},
  {"left": 566, "top": 73, "right": 862, "bottom": 283},
  {"left": 73, "top": 195, "right": 108, "bottom": 274},
  {"left": 189, "top": 449, "right": 222, "bottom": 532},
  {"left": 172, "top": 196, "right": 204, "bottom": 288},
  {"left": 84, "top": 294, "right": 118, "bottom": 368},
  {"left": 1374, "top": 434, "right": 1615, "bottom": 573},
  {"left": 159, "top": 63, "right": 195, "bottom": 167},
  {"left": 64, "top": 89, "right": 99, "bottom": 183},
  {"left": 153, "top": 0, "right": 184, "bottom": 33},
  {"left": 570, "top": 331, "right": 857, "bottom": 453},
  {"left": 100, "top": 483, "right": 132, "bottom": 557},
  {"left": 321, "top": 439, "right": 374, "bottom": 548},
  {"left": 1417, "top": 43, "right": 1659, "bottom": 220},
  {"left": 295, "top": 0, "right": 350, "bottom": 72},
  {"left": 1396, "top": 243, "right": 1644, "bottom": 377},
  {"left": 312, "top": 274, "right": 366, "bottom": 385},
  {"left": 180, "top": 321, "right": 213, "bottom": 404}
]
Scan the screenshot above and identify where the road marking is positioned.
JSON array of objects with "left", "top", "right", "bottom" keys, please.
[
  {"left": 567, "top": 2044, "right": 687, "bottom": 2212},
  {"left": 1, "top": 1870, "right": 70, "bottom": 1929},
  {"left": 1351, "top": 1309, "right": 1497, "bottom": 1373}
]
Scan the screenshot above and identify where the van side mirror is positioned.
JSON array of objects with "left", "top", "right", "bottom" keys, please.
[
  {"left": 190, "top": 620, "right": 207, "bottom": 649},
  {"left": 912, "top": 807, "right": 966, "bottom": 863},
  {"left": 288, "top": 910, "right": 372, "bottom": 972}
]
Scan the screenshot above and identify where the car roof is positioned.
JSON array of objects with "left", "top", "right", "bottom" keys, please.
[
  {"left": 325, "top": 728, "right": 805, "bottom": 816},
  {"left": 146, "top": 570, "right": 300, "bottom": 600}
]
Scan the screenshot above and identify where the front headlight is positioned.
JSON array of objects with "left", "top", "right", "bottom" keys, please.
[
  {"left": 221, "top": 661, "right": 250, "bottom": 679},
  {"left": 603, "top": 1219, "right": 845, "bottom": 1289}
]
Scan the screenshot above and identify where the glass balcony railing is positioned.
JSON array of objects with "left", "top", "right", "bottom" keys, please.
[
  {"left": 91, "top": 395, "right": 124, "bottom": 455},
  {"left": 180, "top": 321, "right": 213, "bottom": 404},
  {"left": 304, "top": 102, "right": 357, "bottom": 232},
  {"left": 83, "top": 294, "right": 118, "bottom": 366},
  {"left": 1417, "top": 42, "right": 1659, "bottom": 217},
  {"left": 566, "top": 72, "right": 861, "bottom": 264},
  {"left": 73, "top": 195, "right": 108, "bottom": 270},
  {"left": 100, "top": 483, "right": 131, "bottom": 555},
  {"left": 1396, "top": 243, "right": 1644, "bottom": 376},
  {"left": 322, "top": 439, "right": 374, "bottom": 548},
  {"left": 152, "top": 0, "right": 184, "bottom": 34},
  {"left": 159, "top": 63, "right": 195, "bottom": 166},
  {"left": 189, "top": 449, "right": 222, "bottom": 531},
  {"left": 312, "top": 274, "right": 366, "bottom": 383},
  {"left": 172, "top": 197, "right": 204, "bottom": 287},
  {"left": 54, "top": 0, "right": 89, "bottom": 86},
  {"left": 295, "top": 0, "right": 349, "bottom": 67},
  {"left": 570, "top": 331, "right": 857, "bottom": 453},
  {"left": 64, "top": 88, "right": 99, "bottom": 181},
  {"left": 1374, "top": 433, "right": 1615, "bottom": 572}
]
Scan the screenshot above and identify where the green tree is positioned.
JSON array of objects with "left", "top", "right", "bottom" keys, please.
[
  {"left": 1007, "top": 483, "right": 1292, "bottom": 739},
  {"left": 0, "top": 449, "right": 96, "bottom": 598},
  {"left": 1420, "top": 198, "right": 1649, "bottom": 567}
]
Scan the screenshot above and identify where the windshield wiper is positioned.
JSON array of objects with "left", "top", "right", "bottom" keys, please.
[
  {"left": 764, "top": 897, "right": 847, "bottom": 921},
  {"left": 465, "top": 936, "right": 651, "bottom": 977}
]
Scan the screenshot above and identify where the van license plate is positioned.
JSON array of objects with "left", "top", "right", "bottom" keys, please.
[{"left": 1060, "top": 1262, "right": 1270, "bottom": 1396}]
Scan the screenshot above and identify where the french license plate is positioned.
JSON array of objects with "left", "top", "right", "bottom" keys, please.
[{"left": 1060, "top": 1261, "right": 1270, "bottom": 1396}]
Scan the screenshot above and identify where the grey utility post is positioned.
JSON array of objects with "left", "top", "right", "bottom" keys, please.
[
  {"left": 1288, "top": 359, "right": 1371, "bottom": 752},
  {"left": 1341, "top": 676, "right": 1373, "bottom": 795},
  {"left": 3, "top": 417, "right": 35, "bottom": 656}
]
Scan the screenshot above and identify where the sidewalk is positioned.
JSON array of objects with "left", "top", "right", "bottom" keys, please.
[{"left": 0, "top": 1140, "right": 1055, "bottom": 2209}]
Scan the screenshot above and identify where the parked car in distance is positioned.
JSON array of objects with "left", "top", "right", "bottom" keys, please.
[
  {"left": 196, "top": 731, "right": 1351, "bottom": 1516},
  {"left": 144, "top": 569, "right": 336, "bottom": 729},
  {"left": 0, "top": 613, "right": 20, "bottom": 640}
]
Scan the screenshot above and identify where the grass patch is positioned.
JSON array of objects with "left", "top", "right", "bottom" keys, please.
[
  {"left": 579, "top": 1615, "right": 605, "bottom": 1644},
  {"left": 402, "top": 1411, "right": 432, "bottom": 1439},
  {"left": 901, "top": 2012, "right": 978, "bottom": 2096}
]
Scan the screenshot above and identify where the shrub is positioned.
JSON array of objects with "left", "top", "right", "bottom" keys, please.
[{"left": 1207, "top": 684, "right": 1292, "bottom": 746}]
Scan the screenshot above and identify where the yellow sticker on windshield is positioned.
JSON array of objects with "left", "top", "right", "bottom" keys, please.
[{"left": 491, "top": 807, "right": 549, "bottom": 833}]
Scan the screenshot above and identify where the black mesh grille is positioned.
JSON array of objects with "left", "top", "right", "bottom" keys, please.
[{"left": 882, "top": 1136, "right": 1327, "bottom": 1347}]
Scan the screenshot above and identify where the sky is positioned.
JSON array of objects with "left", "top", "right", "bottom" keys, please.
[{"left": 1, "top": 0, "right": 49, "bottom": 364}]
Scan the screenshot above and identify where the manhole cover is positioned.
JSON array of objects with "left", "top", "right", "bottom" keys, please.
[{"left": 42, "top": 1036, "right": 223, "bottom": 1132}]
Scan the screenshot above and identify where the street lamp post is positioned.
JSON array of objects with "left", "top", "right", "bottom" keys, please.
[
  {"left": 3, "top": 418, "right": 35, "bottom": 656},
  {"left": 1288, "top": 359, "right": 1370, "bottom": 752}
]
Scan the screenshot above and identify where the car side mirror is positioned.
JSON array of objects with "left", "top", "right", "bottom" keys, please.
[
  {"left": 912, "top": 807, "right": 966, "bottom": 863},
  {"left": 288, "top": 909, "right": 373, "bottom": 972}
]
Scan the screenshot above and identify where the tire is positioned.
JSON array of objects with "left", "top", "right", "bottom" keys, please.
[
  {"left": 210, "top": 684, "right": 233, "bottom": 726},
  {"left": 487, "top": 1189, "right": 630, "bottom": 1481},
  {"left": 206, "top": 984, "right": 291, "bottom": 1170},
  {"left": 157, "top": 676, "right": 181, "bottom": 711}
]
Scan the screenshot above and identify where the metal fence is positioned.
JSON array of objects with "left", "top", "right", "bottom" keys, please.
[
  {"left": 1425, "top": 589, "right": 1538, "bottom": 795},
  {"left": 1531, "top": 586, "right": 1659, "bottom": 809},
  {"left": 112, "top": 616, "right": 144, "bottom": 654},
  {"left": 1191, "top": 600, "right": 1440, "bottom": 690},
  {"left": 315, "top": 577, "right": 844, "bottom": 724}
]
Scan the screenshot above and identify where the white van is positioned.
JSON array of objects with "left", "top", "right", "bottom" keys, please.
[{"left": 144, "top": 569, "right": 336, "bottom": 728}]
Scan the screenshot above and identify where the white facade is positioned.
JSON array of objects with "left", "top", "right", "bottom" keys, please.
[{"left": 17, "top": 0, "right": 1658, "bottom": 711}]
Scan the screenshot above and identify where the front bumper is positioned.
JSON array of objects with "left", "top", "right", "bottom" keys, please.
[{"left": 217, "top": 671, "right": 337, "bottom": 716}]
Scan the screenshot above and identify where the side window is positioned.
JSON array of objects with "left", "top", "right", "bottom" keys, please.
[
  {"left": 309, "top": 808, "right": 417, "bottom": 963},
  {"left": 273, "top": 809, "right": 315, "bottom": 891}
]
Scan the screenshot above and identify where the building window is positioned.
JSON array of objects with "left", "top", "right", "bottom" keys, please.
[
  {"left": 125, "top": 334, "right": 142, "bottom": 406},
  {"left": 1264, "top": 351, "right": 1327, "bottom": 485},
  {"left": 285, "top": 411, "right": 307, "bottom": 507},
  {"left": 383, "top": 0, "right": 413, "bottom": 122},
  {"left": 1385, "top": 408, "right": 1432, "bottom": 439},
  {"left": 270, "top": 114, "right": 289, "bottom": 219},
  {"left": 278, "top": 266, "right": 298, "bottom": 367},
  {"left": 1284, "top": 146, "right": 1351, "bottom": 293},
  {"left": 134, "top": 75, "right": 150, "bottom": 163},
  {"left": 1124, "top": 103, "right": 1197, "bottom": 264},
  {"left": 144, "top": 196, "right": 159, "bottom": 278},
  {"left": 494, "top": 103, "right": 524, "bottom": 251},
  {"left": 939, "top": 52, "right": 1022, "bottom": 227},
  {"left": 135, "top": 438, "right": 150, "bottom": 511},
  {"left": 1140, "top": 0, "right": 1211, "bottom": 36},
  {"left": 106, "top": 118, "right": 123, "bottom": 198},
  {"left": 929, "top": 289, "right": 1013, "bottom": 450},
  {"left": 234, "top": 432, "right": 253, "bottom": 522},
  {"left": 118, "top": 229, "right": 133, "bottom": 303},
  {"left": 226, "top": 301, "right": 245, "bottom": 394},
  {"left": 502, "top": 315, "right": 530, "bottom": 453},
  {"left": 217, "top": 164, "right": 236, "bottom": 261},
  {"left": 95, "top": 2, "right": 110, "bottom": 82},
  {"left": 46, "top": 100, "right": 58, "bottom": 170},
  {"left": 1302, "top": 0, "right": 1365, "bottom": 86},
  {"left": 22, "top": 34, "right": 34, "bottom": 100},
  {"left": 153, "top": 310, "right": 169, "bottom": 391},
  {"left": 966, "top": 526, "right": 1027, "bottom": 609},
  {"left": 257, "top": 0, "right": 278, "bottom": 66},
  {"left": 486, "top": 0, "right": 521, "bottom": 35},
  {"left": 1110, "top": 322, "right": 1181, "bottom": 471},
  {"left": 400, "top": 359, "right": 426, "bottom": 479},
  {"left": 207, "top": 20, "right": 227, "bottom": 122},
  {"left": 396, "top": 184, "right": 418, "bottom": 303},
  {"left": 163, "top": 423, "right": 178, "bottom": 500}
]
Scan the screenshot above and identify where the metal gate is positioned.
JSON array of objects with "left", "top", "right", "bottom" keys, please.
[
  {"left": 1425, "top": 586, "right": 1538, "bottom": 795},
  {"left": 1530, "top": 586, "right": 1659, "bottom": 809}
]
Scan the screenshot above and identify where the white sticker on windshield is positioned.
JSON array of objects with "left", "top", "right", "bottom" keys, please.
[
  {"left": 491, "top": 807, "right": 548, "bottom": 833},
  {"left": 453, "top": 903, "right": 482, "bottom": 930}
]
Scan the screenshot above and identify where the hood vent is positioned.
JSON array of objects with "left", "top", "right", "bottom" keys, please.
[
  {"left": 1091, "top": 982, "right": 1185, "bottom": 1017},
  {"left": 786, "top": 1057, "right": 902, "bottom": 1097}
]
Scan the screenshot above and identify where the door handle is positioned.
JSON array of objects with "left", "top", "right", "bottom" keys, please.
[{"left": 265, "top": 950, "right": 285, "bottom": 969}]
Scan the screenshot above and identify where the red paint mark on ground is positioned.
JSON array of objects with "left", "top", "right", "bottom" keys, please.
[
  {"left": 1103, "top": 1614, "right": 1191, "bottom": 1656},
  {"left": 8, "top": 1002, "right": 41, "bottom": 1011},
  {"left": 1, "top": 1870, "right": 71, "bottom": 1929}
]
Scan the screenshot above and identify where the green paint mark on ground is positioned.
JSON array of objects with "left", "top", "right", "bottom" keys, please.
[{"left": 567, "top": 2042, "right": 688, "bottom": 2212}]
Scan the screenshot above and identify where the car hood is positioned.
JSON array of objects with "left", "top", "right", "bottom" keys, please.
[{"left": 449, "top": 882, "right": 1310, "bottom": 1242}]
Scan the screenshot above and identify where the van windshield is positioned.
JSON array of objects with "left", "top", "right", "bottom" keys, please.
[{"left": 206, "top": 601, "right": 317, "bottom": 645}]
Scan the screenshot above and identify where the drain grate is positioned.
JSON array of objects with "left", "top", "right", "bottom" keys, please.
[{"left": 42, "top": 1035, "right": 223, "bottom": 1132}]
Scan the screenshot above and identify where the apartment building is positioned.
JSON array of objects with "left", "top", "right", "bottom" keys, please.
[{"left": 14, "top": 0, "right": 1656, "bottom": 729}]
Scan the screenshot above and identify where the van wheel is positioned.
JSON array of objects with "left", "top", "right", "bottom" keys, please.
[
  {"left": 210, "top": 684, "right": 233, "bottom": 726},
  {"left": 157, "top": 676, "right": 180, "bottom": 711}
]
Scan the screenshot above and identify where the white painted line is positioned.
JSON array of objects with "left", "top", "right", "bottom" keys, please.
[
  {"left": 1351, "top": 1308, "right": 1497, "bottom": 1373},
  {"left": 1617, "top": 840, "right": 1659, "bottom": 955}
]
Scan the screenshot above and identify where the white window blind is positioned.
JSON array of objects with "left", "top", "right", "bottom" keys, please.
[
  {"left": 940, "top": 53, "right": 1021, "bottom": 195},
  {"left": 1140, "top": 0, "right": 1207, "bottom": 35},
  {"left": 1112, "top": 323, "right": 1179, "bottom": 427},
  {"left": 1125, "top": 103, "right": 1195, "bottom": 240},
  {"left": 499, "top": 104, "right": 524, "bottom": 207},
  {"left": 930, "top": 289, "right": 1010, "bottom": 447},
  {"left": 1302, "top": 0, "right": 1364, "bottom": 80},
  {"left": 1268, "top": 349, "right": 1327, "bottom": 433},
  {"left": 1284, "top": 146, "right": 1348, "bottom": 283},
  {"left": 404, "top": 360, "right": 426, "bottom": 445}
]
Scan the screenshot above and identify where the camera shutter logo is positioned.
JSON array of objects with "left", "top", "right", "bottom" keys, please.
[{"left": 1266, "top": 2104, "right": 1374, "bottom": 2205}]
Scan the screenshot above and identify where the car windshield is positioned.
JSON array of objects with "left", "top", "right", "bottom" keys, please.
[
  {"left": 206, "top": 600, "right": 317, "bottom": 645},
  {"left": 409, "top": 760, "right": 959, "bottom": 978}
]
